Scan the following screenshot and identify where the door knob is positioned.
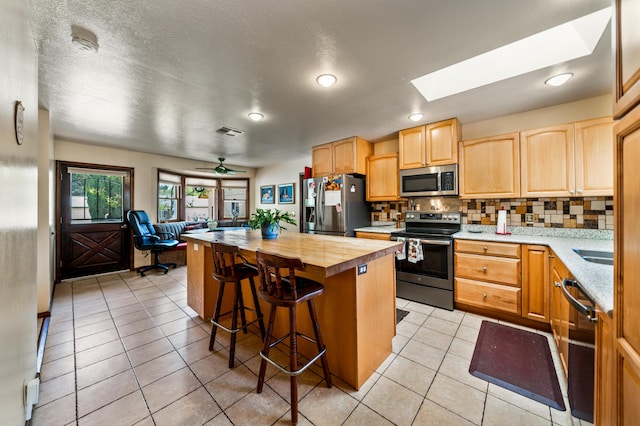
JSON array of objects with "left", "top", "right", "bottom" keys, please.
[{"left": 121, "top": 224, "right": 129, "bottom": 229}]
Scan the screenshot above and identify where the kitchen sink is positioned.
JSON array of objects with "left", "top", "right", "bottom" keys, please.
[{"left": 572, "top": 248, "right": 613, "bottom": 266}]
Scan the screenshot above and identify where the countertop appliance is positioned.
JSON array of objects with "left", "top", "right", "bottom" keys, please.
[
  {"left": 560, "top": 278, "right": 596, "bottom": 423},
  {"left": 400, "top": 164, "right": 458, "bottom": 197},
  {"left": 391, "top": 211, "right": 461, "bottom": 310},
  {"left": 302, "top": 175, "right": 370, "bottom": 237}
]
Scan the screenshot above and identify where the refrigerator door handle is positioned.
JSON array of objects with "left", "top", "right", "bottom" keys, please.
[{"left": 318, "top": 183, "right": 324, "bottom": 225}]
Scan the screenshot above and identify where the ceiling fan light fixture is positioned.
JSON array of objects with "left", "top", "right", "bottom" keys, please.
[
  {"left": 408, "top": 113, "right": 424, "bottom": 122},
  {"left": 248, "top": 112, "right": 264, "bottom": 121},
  {"left": 316, "top": 74, "right": 337, "bottom": 88},
  {"left": 545, "top": 72, "right": 573, "bottom": 87}
]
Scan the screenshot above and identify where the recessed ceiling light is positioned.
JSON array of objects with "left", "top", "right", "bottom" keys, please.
[
  {"left": 316, "top": 74, "right": 337, "bottom": 88},
  {"left": 408, "top": 113, "right": 424, "bottom": 122},
  {"left": 545, "top": 73, "right": 573, "bottom": 86},
  {"left": 411, "top": 7, "right": 610, "bottom": 101},
  {"left": 248, "top": 112, "right": 264, "bottom": 121}
]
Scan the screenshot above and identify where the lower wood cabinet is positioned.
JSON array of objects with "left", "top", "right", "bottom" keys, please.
[
  {"left": 454, "top": 240, "right": 522, "bottom": 315},
  {"left": 355, "top": 231, "right": 391, "bottom": 241},
  {"left": 522, "top": 245, "right": 550, "bottom": 323},
  {"left": 595, "top": 309, "right": 615, "bottom": 426},
  {"left": 550, "top": 252, "right": 570, "bottom": 376}
]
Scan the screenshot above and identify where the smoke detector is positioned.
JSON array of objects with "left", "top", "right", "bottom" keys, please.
[{"left": 71, "top": 26, "right": 99, "bottom": 53}]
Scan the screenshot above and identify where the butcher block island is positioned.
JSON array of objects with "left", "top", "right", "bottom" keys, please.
[{"left": 182, "top": 229, "right": 402, "bottom": 390}]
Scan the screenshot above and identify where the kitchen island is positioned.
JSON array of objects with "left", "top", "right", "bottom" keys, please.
[{"left": 182, "top": 229, "right": 402, "bottom": 390}]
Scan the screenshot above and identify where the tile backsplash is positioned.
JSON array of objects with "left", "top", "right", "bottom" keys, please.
[
  {"left": 370, "top": 196, "right": 613, "bottom": 230},
  {"left": 462, "top": 197, "right": 613, "bottom": 230}
]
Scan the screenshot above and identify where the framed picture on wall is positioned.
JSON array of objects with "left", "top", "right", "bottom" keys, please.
[
  {"left": 260, "top": 185, "right": 275, "bottom": 204},
  {"left": 278, "top": 183, "right": 295, "bottom": 204}
]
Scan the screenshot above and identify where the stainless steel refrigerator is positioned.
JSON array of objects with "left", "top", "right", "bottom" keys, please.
[{"left": 302, "top": 175, "right": 370, "bottom": 237}]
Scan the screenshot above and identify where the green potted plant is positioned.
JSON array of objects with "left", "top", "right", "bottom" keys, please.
[{"left": 248, "top": 208, "right": 296, "bottom": 239}]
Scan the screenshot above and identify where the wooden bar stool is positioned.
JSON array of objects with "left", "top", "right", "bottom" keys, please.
[
  {"left": 209, "top": 241, "right": 266, "bottom": 368},
  {"left": 254, "top": 249, "right": 332, "bottom": 425}
]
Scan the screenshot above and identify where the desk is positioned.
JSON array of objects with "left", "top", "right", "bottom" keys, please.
[{"left": 182, "top": 230, "right": 402, "bottom": 389}]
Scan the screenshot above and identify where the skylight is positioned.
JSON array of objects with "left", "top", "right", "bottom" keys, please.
[{"left": 411, "top": 7, "right": 611, "bottom": 101}]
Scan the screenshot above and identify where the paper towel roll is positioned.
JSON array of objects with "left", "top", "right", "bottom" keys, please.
[{"left": 496, "top": 209, "right": 508, "bottom": 234}]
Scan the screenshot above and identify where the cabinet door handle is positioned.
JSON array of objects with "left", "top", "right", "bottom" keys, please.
[
  {"left": 554, "top": 281, "right": 562, "bottom": 287},
  {"left": 569, "top": 189, "right": 575, "bottom": 194},
  {"left": 577, "top": 189, "right": 583, "bottom": 194},
  {"left": 483, "top": 293, "right": 487, "bottom": 299},
  {"left": 483, "top": 246, "right": 488, "bottom": 251}
]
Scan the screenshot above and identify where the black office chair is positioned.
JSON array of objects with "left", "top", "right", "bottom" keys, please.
[{"left": 127, "top": 210, "right": 180, "bottom": 276}]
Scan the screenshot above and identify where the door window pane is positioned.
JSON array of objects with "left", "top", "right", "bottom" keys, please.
[
  {"left": 158, "top": 182, "right": 180, "bottom": 221},
  {"left": 70, "top": 172, "right": 124, "bottom": 224}
]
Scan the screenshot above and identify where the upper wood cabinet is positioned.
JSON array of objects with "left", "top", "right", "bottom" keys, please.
[
  {"left": 399, "top": 118, "right": 460, "bottom": 169},
  {"left": 366, "top": 153, "right": 402, "bottom": 201},
  {"left": 311, "top": 136, "right": 372, "bottom": 177},
  {"left": 614, "top": 0, "right": 640, "bottom": 118},
  {"left": 520, "top": 118, "right": 613, "bottom": 197},
  {"left": 459, "top": 132, "right": 520, "bottom": 199}
]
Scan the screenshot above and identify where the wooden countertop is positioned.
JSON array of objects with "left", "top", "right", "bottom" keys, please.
[{"left": 182, "top": 229, "right": 402, "bottom": 278}]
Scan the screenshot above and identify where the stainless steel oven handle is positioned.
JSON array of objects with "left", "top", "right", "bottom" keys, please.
[
  {"left": 560, "top": 278, "right": 598, "bottom": 323},
  {"left": 390, "top": 237, "right": 450, "bottom": 246}
]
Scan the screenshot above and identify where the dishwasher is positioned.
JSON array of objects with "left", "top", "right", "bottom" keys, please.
[{"left": 560, "top": 278, "right": 597, "bottom": 423}]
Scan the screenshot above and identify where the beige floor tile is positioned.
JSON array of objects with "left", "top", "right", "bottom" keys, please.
[
  {"left": 78, "top": 390, "right": 149, "bottom": 426},
  {"left": 267, "top": 369, "right": 324, "bottom": 404},
  {"left": 42, "top": 340, "right": 74, "bottom": 364},
  {"left": 39, "top": 354, "right": 75, "bottom": 383},
  {"left": 158, "top": 316, "right": 199, "bottom": 335},
  {"left": 298, "top": 384, "right": 359, "bottom": 426},
  {"left": 75, "top": 327, "right": 120, "bottom": 352},
  {"left": 413, "top": 398, "right": 475, "bottom": 425},
  {"left": 203, "top": 412, "right": 234, "bottom": 425},
  {"left": 112, "top": 309, "right": 151, "bottom": 327},
  {"left": 31, "top": 392, "right": 76, "bottom": 426},
  {"left": 152, "top": 387, "right": 221, "bottom": 425},
  {"left": 413, "top": 325, "right": 455, "bottom": 351},
  {"left": 487, "top": 383, "right": 552, "bottom": 420},
  {"left": 190, "top": 351, "right": 233, "bottom": 385},
  {"left": 45, "top": 329, "right": 74, "bottom": 347},
  {"left": 151, "top": 308, "right": 188, "bottom": 326},
  {"left": 342, "top": 403, "right": 394, "bottom": 425},
  {"left": 47, "top": 318, "right": 73, "bottom": 336},
  {"left": 423, "top": 316, "right": 460, "bottom": 336},
  {"left": 392, "top": 333, "right": 410, "bottom": 354},
  {"left": 108, "top": 301, "right": 145, "bottom": 318},
  {"left": 167, "top": 323, "right": 209, "bottom": 348},
  {"left": 396, "top": 319, "right": 420, "bottom": 338},
  {"left": 230, "top": 333, "right": 265, "bottom": 363},
  {"left": 431, "top": 307, "right": 466, "bottom": 324},
  {"left": 77, "top": 369, "right": 139, "bottom": 417},
  {"left": 224, "top": 384, "right": 290, "bottom": 425},
  {"left": 426, "top": 373, "right": 486, "bottom": 425},
  {"left": 76, "top": 339, "right": 125, "bottom": 369},
  {"left": 461, "top": 313, "right": 493, "bottom": 330},
  {"left": 399, "top": 339, "right": 446, "bottom": 371},
  {"left": 142, "top": 367, "right": 201, "bottom": 413},
  {"left": 73, "top": 310, "right": 112, "bottom": 329},
  {"left": 36, "top": 371, "right": 75, "bottom": 407},
  {"left": 145, "top": 300, "right": 181, "bottom": 316},
  {"left": 447, "top": 337, "right": 477, "bottom": 361},
  {"left": 483, "top": 394, "right": 551, "bottom": 426},
  {"left": 127, "top": 337, "right": 175, "bottom": 367},
  {"left": 76, "top": 353, "right": 132, "bottom": 390},
  {"left": 134, "top": 351, "right": 186, "bottom": 387},
  {"left": 406, "top": 301, "right": 435, "bottom": 315},
  {"left": 382, "top": 356, "right": 436, "bottom": 397},
  {"left": 121, "top": 327, "right": 166, "bottom": 350},
  {"left": 177, "top": 337, "right": 213, "bottom": 365},
  {"left": 117, "top": 318, "right": 157, "bottom": 337},
  {"left": 205, "top": 364, "right": 258, "bottom": 409},
  {"left": 456, "top": 324, "right": 481, "bottom": 343},
  {"left": 361, "top": 376, "right": 423, "bottom": 426},
  {"left": 403, "top": 310, "right": 428, "bottom": 326},
  {"left": 375, "top": 352, "right": 397, "bottom": 374},
  {"left": 333, "top": 371, "right": 380, "bottom": 401},
  {"left": 438, "top": 352, "right": 488, "bottom": 392}
]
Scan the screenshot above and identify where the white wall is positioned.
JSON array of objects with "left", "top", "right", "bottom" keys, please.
[
  {"left": 54, "top": 140, "right": 257, "bottom": 267},
  {"left": 0, "top": 0, "right": 39, "bottom": 423},
  {"left": 37, "top": 109, "right": 55, "bottom": 313},
  {"left": 254, "top": 157, "right": 311, "bottom": 233}
]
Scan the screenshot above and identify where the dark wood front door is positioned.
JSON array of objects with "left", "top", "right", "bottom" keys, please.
[{"left": 57, "top": 162, "right": 133, "bottom": 280}]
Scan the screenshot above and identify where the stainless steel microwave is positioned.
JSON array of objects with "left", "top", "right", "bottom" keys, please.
[{"left": 399, "top": 164, "right": 458, "bottom": 197}]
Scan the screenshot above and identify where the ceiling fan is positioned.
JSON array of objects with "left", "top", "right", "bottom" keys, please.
[{"left": 196, "top": 157, "right": 246, "bottom": 175}]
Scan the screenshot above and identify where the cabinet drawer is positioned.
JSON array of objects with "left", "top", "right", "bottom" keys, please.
[
  {"left": 455, "top": 277, "right": 521, "bottom": 315},
  {"left": 455, "top": 239, "right": 521, "bottom": 258},
  {"left": 355, "top": 231, "right": 391, "bottom": 241},
  {"left": 455, "top": 253, "right": 521, "bottom": 286}
]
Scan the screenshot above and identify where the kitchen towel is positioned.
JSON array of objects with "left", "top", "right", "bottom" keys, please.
[
  {"left": 407, "top": 238, "right": 423, "bottom": 263},
  {"left": 395, "top": 237, "right": 406, "bottom": 260}
]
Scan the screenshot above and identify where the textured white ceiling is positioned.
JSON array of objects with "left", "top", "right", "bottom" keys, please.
[{"left": 28, "top": 0, "right": 612, "bottom": 168}]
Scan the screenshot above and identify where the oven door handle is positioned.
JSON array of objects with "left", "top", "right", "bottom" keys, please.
[
  {"left": 560, "top": 278, "right": 598, "bottom": 323},
  {"left": 391, "top": 237, "right": 451, "bottom": 246}
]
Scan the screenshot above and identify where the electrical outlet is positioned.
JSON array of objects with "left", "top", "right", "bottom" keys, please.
[
  {"left": 357, "top": 264, "right": 367, "bottom": 275},
  {"left": 525, "top": 213, "right": 534, "bottom": 224}
]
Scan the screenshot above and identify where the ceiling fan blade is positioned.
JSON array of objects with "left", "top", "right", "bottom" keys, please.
[{"left": 196, "top": 158, "right": 245, "bottom": 174}]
